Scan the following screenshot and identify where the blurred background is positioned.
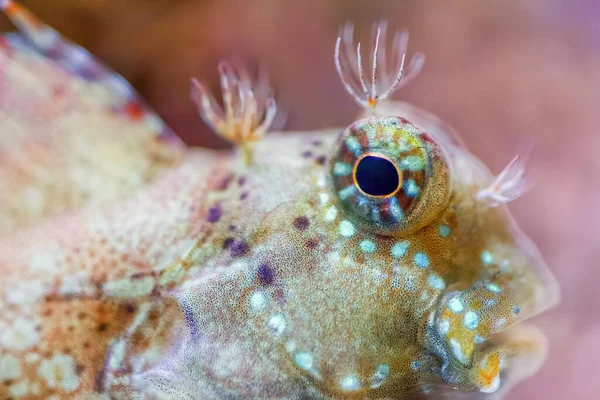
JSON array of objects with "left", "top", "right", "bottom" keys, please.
[{"left": 2, "top": 0, "right": 599, "bottom": 398}]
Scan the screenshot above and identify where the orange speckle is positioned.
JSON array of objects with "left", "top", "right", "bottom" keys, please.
[
  {"left": 124, "top": 101, "right": 144, "bottom": 121},
  {"left": 2, "top": 1, "right": 18, "bottom": 16},
  {"left": 478, "top": 353, "right": 501, "bottom": 386}
]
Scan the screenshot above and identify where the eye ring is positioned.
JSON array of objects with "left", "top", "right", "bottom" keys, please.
[
  {"left": 329, "top": 116, "right": 451, "bottom": 236},
  {"left": 352, "top": 153, "right": 403, "bottom": 199}
]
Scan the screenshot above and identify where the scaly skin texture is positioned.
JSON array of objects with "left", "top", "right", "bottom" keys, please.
[{"left": 0, "top": 2, "right": 558, "bottom": 399}]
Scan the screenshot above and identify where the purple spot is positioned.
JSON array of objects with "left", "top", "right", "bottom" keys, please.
[
  {"left": 311, "top": 140, "right": 322, "bottom": 146},
  {"left": 257, "top": 263, "right": 275, "bottom": 285},
  {"left": 180, "top": 297, "right": 200, "bottom": 338},
  {"left": 230, "top": 240, "right": 250, "bottom": 257},
  {"left": 229, "top": 225, "right": 237, "bottom": 231},
  {"left": 315, "top": 155, "right": 327, "bottom": 165},
  {"left": 238, "top": 177, "right": 247, "bottom": 186},
  {"left": 206, "top": 206, "right": 222, "bottom": 223},
  {"left": 293, "top": 216, "right": 310, "bottom": 231},
  {"left": 222, "top": 237, "right": 235, "bottom": 249},
  {"left": 302, "top": 151, "right": 313, "bottom": 158},
  {"left": 240, "top": 192, "right": 249, "bottom": 200}
]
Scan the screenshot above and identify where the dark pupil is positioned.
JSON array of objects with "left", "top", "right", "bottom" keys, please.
[{"left": 355, "top": 155, "right": 400, "bottom": 196}]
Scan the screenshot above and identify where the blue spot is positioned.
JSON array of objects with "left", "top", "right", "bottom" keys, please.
[
  {"left": 391, "top": 241, "right": 409, "bottom": 258},
  {"left": 339, "top": 185, "right": 357, "bottom": 201},
  {"left": 512, "top": 305, "right": 521, "bottom": 315},
  {"left": 339, "top": 220, "right": 356, "bottom": 237},
  {"left": 413, "top": 252, "right": 430, "bottom": 268},
  {"left": 428, "top": 274, "right": 445, "bottom": 290},
  {"left": 475, "top": 335, "right": 485, "bottom": 344},
  {"left": 448, "top": 297, "right": 465, "bottom": 313},
  {"left": 438, "top": 225, "right": 451, "bottom": 238},
  {"left": 360, "top": 239, "right": 376, "bottom": 253},
  {"left": 485, "top": 282, "right": 503, "bottom": 294},
  {"left": 399, "top": 156, "right": 425, "bottom": 171},
  {"left": 481, "top": 250, "right": 493, "bottom": 264},
  {"left": 345, "top": 136, "right": 363, "bottom": 157},
  {"left": 403, "top": 178, "right": 420, "bottom": 197},
  {"left": 389, "top": 197, "right": 404, "bottom": 221},
  {"left": 463, "top": 311, "right": 479, "bottom": 330},
  {"left": 410, "top": 361, "right": 420, "bottom": 371},
  {"left": 333, "top": 162, "right": 352, "bottom": 176}
]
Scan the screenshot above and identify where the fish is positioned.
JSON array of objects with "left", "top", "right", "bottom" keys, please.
[{"left": 0, "top": 1, "right": 559, "bottom": 399}]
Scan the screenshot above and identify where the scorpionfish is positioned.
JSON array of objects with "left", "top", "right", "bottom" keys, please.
[{"left": 0, "top": 2, "right": 559, "bottom": 399}]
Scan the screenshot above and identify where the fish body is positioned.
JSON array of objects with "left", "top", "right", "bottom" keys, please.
[{"left": 0, "top": 2, "right": 558, "bottom": 399}]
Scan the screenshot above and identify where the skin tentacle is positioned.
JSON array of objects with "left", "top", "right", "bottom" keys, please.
[
  {"left": 190, "top": 62, "right": 279, "bottom": 165},
  {"left": 334, "top": 21, "right": 426, "bottom": 109}
]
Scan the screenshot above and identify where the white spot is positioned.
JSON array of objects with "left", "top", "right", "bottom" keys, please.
[
  {"left": 294, "top": 352, "right": 313, "bottom": 371},
  {"left": 449, "top": 339, "right": 469, "bottom": 364},
  {"left": 359, "top": 239, "right": 376, "bottom": 253},
  {"left": 249, "top": 291, "right": 268, "bottom": 312},
  {"left": 463, "top": 311, "right": 479, "bottom": 330},
  {"left": 481, "top": 375, "right": 501, "bottom": 393},
  {"left": 391, "top": 241, "right": 409, "bottom": 258},
  {"left": 413, "top": 252, "right": 430, "bottom": 268},
  {"left": 9, "top": 379, "right": 30, "bottom": 397},
  {"left": 0, "top": 353, "right": 22, "bottom": 380},
  {"left": 30, "top": 381, "right": 40, "bottom": 395},
  {"left": 25, "top": 353, "right": 41, "bottom": 364},
  {"left": 0, "top": 317, "right": 40, "bottom": 351},
  {"left": 370, "top": 364, "right": 389, "bottom": 388},
  {"left": 103, "top": 276, "right": 155, "bottom": 298},
  {"left": 37, "top": 354, "right": 80, "bottom": 393},
  {"left": 481, "top": 251, "right": 493, "bottom": 264},
  {"left": 108, "top": 339, "right": 127, "bottom": 370},
  {"left": 338, "top": 185, "right": 357, "bottom": 200},
  {"left": 267, "top": 314, "right": 286, "bottom": 337},
  {"left": 318, "top": 192, "right": 330, "bottom": 205},
  {"left": 58, "top": 274, "right": 87, "bottom": 297},
  {"left": 438, "top": 319, "right": 450, "bottom": 336},
  {"left": 448, "top": 296, "right": 465, "bottom": 314},
  {"left": 28, "top": 249, "right": 59, "bottom": 273},
  {"left": 6, "top": 281, "right": 45, "bottom": 305},
  {"left": 333, "top": 162, "right": 353, "bottom": 176},
  {"left": 285, "top": 341, "right": 297, "bottom": 353},
  {"left": 486, "top": 282, "right": 503, "bottom": 294},
  {"left": 427, "top": 274, "right": 445, "bottom": 290},
  {"left": 340, "top": 374, "right": 361, "bottom": 391},
  {"left": 339, "top": 220, "right": 356, "bottom": 237},
  {"left": 324, "top": 205, "right": 338, "bottom": 222}
]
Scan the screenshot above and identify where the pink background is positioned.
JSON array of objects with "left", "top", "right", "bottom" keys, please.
[{"left": 2, "top": 1, "right": 599, "bottom": 398}]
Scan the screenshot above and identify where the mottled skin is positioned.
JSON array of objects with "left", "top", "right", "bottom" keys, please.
[{"left": 0, "top": 2, "right": 558, "bottom": 399}]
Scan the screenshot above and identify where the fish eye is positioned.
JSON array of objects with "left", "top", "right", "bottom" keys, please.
[{"left": 329, "top": 116, "right": 451, "bottom": 236}]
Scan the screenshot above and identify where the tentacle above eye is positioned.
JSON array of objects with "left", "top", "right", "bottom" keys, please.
[{"left": 334, "top": 21, "right": 426, "bottom": 109}]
